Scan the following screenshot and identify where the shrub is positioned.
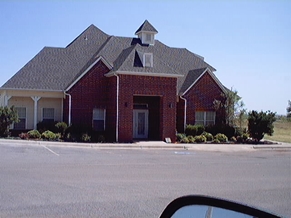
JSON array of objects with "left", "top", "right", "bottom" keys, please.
[
  {"left": 185, "top": 125, "right": 205, "bottom": 136},
  {"left": 176, "top": 133, "right": 186, "bottom": 142},
  {"left": 248, "top": 110, "right": 276, "bottom": 141},
  {"left": 213, "top": 138, "right": 220, "bottom": 144},
  {"left": 19, "top": 132, "right": 29, "bottom": 140},
  {"left": 0, "top": 106, "right": 19, "bottom": 137},
  {"left": 180, "top": 137, "right": 189, "bottom": 143},
  {"left": 187, "top": 135, "right": 195, "bottom": 143},
  {"left": 230, "top": 136, "right": 237, "bottom": 142},
  {"left": 81, "top": 133, "right": 91, "bottom": 142},
  {"left": 194, "top": 135, "right": 207, "bottom": 143},
  {"left": 27, "top": 130, "right": 41, "bottom": 139},
  {"left": 97, "top": 134, "right": 105, "bottom": 143},
  {"left": 55, "top": 122, "right": 68, "bottom": 136},
  {"left": 205, "top": 124, "right": 235, "bottom": 139},
  {"left": 41, "top": 130, "right": 57, "bottom": 141},
  {"left": 37, "top": 121, "right": 58, "bottom": 133},
  {"left": 214, "top": 133, "right": 228, "bottom": 143},
  {"left": 201, "top": 132, "right": 213, "bottom": 141}
]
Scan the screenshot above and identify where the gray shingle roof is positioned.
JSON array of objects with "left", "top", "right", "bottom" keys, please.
[
  {"left": 135, "top": 20, "right": 158, "bottom": 34},
  {"left": 2, "top": 21, "right": 218, "bottom": 94}
]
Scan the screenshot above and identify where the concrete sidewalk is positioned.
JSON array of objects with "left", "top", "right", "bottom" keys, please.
[{"left": 1, "top": 138, "right": 291, "bottom": 152}]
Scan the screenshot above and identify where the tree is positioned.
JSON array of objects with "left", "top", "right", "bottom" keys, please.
[
  {"left": 287, "top": 100, "right": 291, "bottom": 119},
  {"left": 213, "top": 88, "right": 245, "bottom": 126},
  {"left": 247, "top": 110, "right": 276, "bottom": 141},
  {"left": 0, "top": 106, "right": 19, "bottom": 137}
]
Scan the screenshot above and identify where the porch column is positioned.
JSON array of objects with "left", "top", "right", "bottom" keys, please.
[
  {"left": 4, "top": 95, "right": 11, "bottom": 106},
  {"left": 31, "top": 96, "right": 41, "bottom": 129}
]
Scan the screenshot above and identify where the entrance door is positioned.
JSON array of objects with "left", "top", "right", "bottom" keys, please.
[{"left": 133, "top": 109, "right": 149, "bottom": 139}]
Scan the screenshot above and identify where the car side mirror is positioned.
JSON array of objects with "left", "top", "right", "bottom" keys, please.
[{"left": 159, "top": 195, "right": 280, "bottom": 218}]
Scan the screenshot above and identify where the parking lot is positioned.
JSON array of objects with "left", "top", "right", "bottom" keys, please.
[{"left": 0, "top": 141, "right": 290, "bottom": 217}]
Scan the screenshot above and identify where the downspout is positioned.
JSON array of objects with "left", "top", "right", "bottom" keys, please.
[
  {"left": 64, "top": 92, "right": 71, "bottom": 126},
  {"left": 113, "top": 73, "right": 119, "bottom": 142},
  {"left": 179, "top": 95, "right": 187, "bottom": 131}
]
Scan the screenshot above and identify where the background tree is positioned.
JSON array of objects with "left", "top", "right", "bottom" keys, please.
[
  {"left": 0, "top": 106, "right": 19, "bottom": 137},
  {"left": 248, "top": 110, "right": 276, "bottom": 141},
  {"left": 287, "top": 100, "right": 291, "bottom": 120},
  {"left": 213, "top": 88, "right": 245, "bottom": 126}
]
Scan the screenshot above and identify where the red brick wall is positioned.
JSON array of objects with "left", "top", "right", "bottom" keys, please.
[
  {"left": 63, "top": 60, "right": 110, "bottom": 130},
  {"left": 118, "top": 75, "right": 177, "bottom": 142},
  {"left": 182, "top": 72, "right": 225, "bottom": 126}
]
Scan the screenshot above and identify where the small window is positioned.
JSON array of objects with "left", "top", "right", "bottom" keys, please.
[
  {"left": 14, "top": 107, "right": 26, "bottom": 130},
  {"left": 43, "top": 108, "right": 54, "bottom": 122},
  {"left": 145, "top": 33, "right": 152, "bottom": 42},
  {"left": 195, "top": 111, "right": 216, "bottom": 126},
  {"left": 143, "top": 53, "right": 153, "bottom": 67},
  {"left": 93, "top": 108, "right": 105, "bottom": 131}
]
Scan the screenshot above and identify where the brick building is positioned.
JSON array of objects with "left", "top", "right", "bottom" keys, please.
[{"left": 0, "top": 20, "right": 227, "bottom": 142}]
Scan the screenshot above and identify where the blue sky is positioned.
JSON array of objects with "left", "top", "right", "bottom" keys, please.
[{"left": 0, "top": 1, "right": 290, "bottom": 115}]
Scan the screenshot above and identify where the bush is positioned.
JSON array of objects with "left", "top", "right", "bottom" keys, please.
[
  {"left": 214, "top": 133, "right": 228, "bottom": 143},
  {"left": 194, "top": 135, "right": 207, "bottom": 143},
  {"left": 205, "top": 124, "right": 235, "bottom": 139},
  {"left": 176, "top": 133, "right": 186, "bottom": 142},
  {"left": 41, "top": 130, "right": 57, "bottom": 141},
  {"left": 97, "top": 134, "right": 105, "bottom": 143},
  {"left": 187, "top": 135, "right": 195, "bottom": 143},
  {"left": 180, "top": 137, "right": 189, "bottom": 143},
  {"left": 213, "top": 138, "right": 220, "bottom": 144},
  {"left": 55, "top": 122, "right": 68, "bottom": 136},
  {"left": 248, "top": 110, "right": 276, "bottom": 141},
  {"left": 19, "top": 132, "right": 29, "bottom": 140},
  {"left": 230, "top": 136, "right": 237, "bottom": 142},
  {"left": 185, "top": 125, "right": 205, "bottom": 136},
  {"left": 81, "top": 133, "right": 91, "bottom": 142},
  {"left": 0, "top": 106, "right": 19, "bottom": 137},
  {"left": 37, "top": 121, "right": 58, "bottom": 133},
  {"left": 27, "top": 130, "right": 41, "bottom": 139},
  {"left": 201, "top": 132, "right": 213, "bottom": 141}
]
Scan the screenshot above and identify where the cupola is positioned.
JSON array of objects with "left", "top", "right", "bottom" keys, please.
[{"left": 135, "top": 20, "right": 158, "bottom": 45}]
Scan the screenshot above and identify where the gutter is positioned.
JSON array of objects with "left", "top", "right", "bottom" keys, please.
[
  {"left": 64, "top": 92, "right": 72, "bottom": 126},
  {"left": 179, "top": 95, "right": 187, "bottom": 131},
  {"left": 113, "top": 73, "right": 119, "bottom": 142}
]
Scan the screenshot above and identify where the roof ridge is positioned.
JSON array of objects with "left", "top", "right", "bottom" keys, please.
[{"left": 66, "top": 24, "right": 109, "bottom": 48}]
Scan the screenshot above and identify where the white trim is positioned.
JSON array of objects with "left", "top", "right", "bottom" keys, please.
[
  {"left": 0, "top": 88, "right": 63, "bottom": 92},
  {"left": 182, "top": 68, "right": 226, "bottom": 96},
  {"left": 65, "top": 56, "right": 112, "bottom": 91},
  {"left": 179, "top": 95, "right": 187, "bottom": 131},
  {"left": 105, "top": 71, "right": 183, "bottom": 78},
  {"left": 64, "top": 92, "right": 72, "bottom": 126},
  {"left": 143, "top": 53, "right": 153, "bottom": 67},
  {"left": 113, "top": 73, "right": 119, "bottom": 142}
]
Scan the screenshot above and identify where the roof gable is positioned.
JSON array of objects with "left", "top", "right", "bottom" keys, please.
[{"left": 135, "top": 20, "right": 158, "bottom": 34}]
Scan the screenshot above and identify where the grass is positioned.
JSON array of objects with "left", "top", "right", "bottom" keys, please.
[{"left": 264, "top": 120, "right": 291, "bottom": 143}]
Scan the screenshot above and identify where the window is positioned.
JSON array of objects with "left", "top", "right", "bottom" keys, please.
[
  {"left": 43, "top": 108, "right": 54, "bottom": 122},
  {"left": 14, "top": 107, "right": 26, "bottom": 130},
  {"left": 93, "top": 108, "right": 106, "bottom": 131},
  {"left": 143, "top": 53, "right": 153, "bottom": 67},
  {"left": 142, "top": 33, "right": 154, "bottom": 45},
  {"left": 195, "top": 111, "right": 216, "bottom": 126}
]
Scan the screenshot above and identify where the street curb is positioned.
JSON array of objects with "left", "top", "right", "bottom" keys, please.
[{"left": 0, "top": 138, "right": 290, "bottom": 151}]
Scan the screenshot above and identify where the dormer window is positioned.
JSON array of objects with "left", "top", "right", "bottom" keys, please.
[
  {"left": 143, "top": 53, "right": 153, "bottom": 67},
  {"left": 135, "top": 20, "right": 158, "bottom": 46}
]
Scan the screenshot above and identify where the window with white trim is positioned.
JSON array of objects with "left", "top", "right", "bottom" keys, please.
[
  {"left": 143, "top": 53, "right": 153, "bottom": 67},
  {"left": 142, "top": 33, "right": 154, "bottom": 45},
  {"left": 14, "top": 107, "right": 26, "bottom": 130},
  {"left": 195, "top": 111, "right": 216, "bottom": 126},
  {"left": 93, "top": 108, "right": 106, "bottom": 131},
  {"left": 43, "top": 108, "right": 54, "bottom": 122}
]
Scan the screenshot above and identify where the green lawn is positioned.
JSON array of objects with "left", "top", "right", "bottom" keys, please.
[{"left": 264, "top": 120, "right": 291, "bottom": 143}]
